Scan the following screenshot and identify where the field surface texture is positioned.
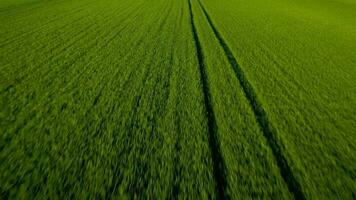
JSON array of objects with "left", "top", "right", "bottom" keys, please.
[{"left": 0, "top": 0, "right": 355, "bottom": 199}]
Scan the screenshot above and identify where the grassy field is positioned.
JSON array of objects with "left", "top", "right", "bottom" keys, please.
[{"left": 0, "top": 0, "right": 355, "bottom": 199}]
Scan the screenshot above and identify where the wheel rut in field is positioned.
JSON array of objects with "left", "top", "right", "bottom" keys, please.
[
  {"left": 195, "top": 1, "right": 306, "bottom": 199},
  {"left": 188, "top": 0, "right": 228, "bottom": 199}
]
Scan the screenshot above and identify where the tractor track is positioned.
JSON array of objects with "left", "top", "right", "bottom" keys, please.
[
  {"left": 195, "top": 0, "right": 306, "bottom": 199},
  {"left": 188, "top": 0, "right": 229, "bottom": 199}
]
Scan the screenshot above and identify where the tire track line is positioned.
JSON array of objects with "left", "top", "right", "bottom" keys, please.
[
  {"left": 196, "top": 1, "right": 306, "bottom": 199},
  {"left": 188, "top": 0, "right": 228, "bottom": 199}
]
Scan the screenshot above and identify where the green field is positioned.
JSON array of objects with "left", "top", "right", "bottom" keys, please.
[{"left": 0, "top": 0, "right": 355, "bottom": 199}]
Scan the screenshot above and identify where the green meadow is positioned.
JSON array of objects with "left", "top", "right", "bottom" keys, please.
[{"left": 1, "top": 0, "right": 355, "bottom": 199}]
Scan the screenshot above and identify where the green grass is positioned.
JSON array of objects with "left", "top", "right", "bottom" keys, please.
[
  {"left": 1, "top": 0, "right": 355, "bottom": 199},
  {"left": 199, "top": 0, "right": 356, "bottom": 198}
]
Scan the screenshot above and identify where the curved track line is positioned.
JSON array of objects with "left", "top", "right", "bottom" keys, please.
[
  {"left": 188, "top": 0, "right": 229, "bottom": 199},
  {"left": 196, "top": 0, "right": 306, "bottom": 199}
]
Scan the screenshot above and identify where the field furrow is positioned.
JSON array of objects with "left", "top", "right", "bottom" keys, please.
[
  {"left": 199, "top": 0, "right": 356, "bottom": 198},
  {"left": 195, "top": 1, "right": 305, "bottom": 199},
  {"left": 188, "top": 0, "right": 294, "bottom": 198},
  {"left": 187, "top": 0, "right": 227, "bottom": 198}
]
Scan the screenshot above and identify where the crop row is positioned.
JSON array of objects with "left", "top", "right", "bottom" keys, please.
[{"left": 1, "top": 0, "right": 355, "bottom": 199}]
